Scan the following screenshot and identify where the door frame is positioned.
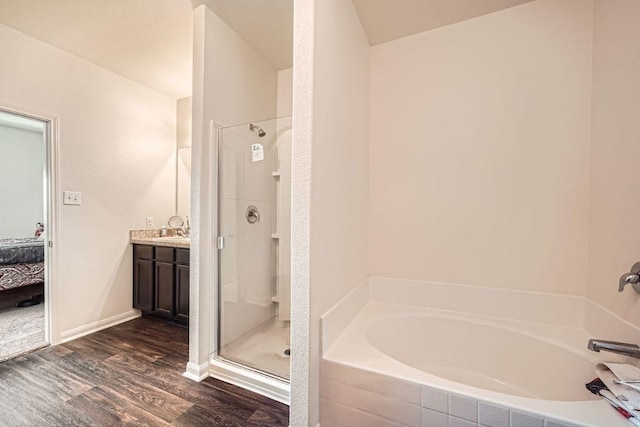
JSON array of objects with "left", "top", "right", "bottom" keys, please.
[{"left": 0, "top": 103, "right": 59, "bottom": 345}]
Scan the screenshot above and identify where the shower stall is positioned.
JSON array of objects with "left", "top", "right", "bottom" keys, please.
[{"left": 211, "top": 116, "right": 292, "bottom": 402}]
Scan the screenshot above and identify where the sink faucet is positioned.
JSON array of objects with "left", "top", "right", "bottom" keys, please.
[
  {"left": 176, "top": 226, "right": 189, "bottom": 238},
  {"left": 176, "top": 217, "right": 190, "bottom": 238},
  {"left": 588, "top": 339, "right": 640, "bottom": 359}
]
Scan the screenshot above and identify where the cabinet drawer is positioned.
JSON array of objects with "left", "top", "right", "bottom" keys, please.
[
  {"left": 134, "top": 244, "right": 154, "bottom": 260},
  {"left": 155, "top": 247, "right": 174, "bottom": 262},
  {"left": 176, "top": 248, "right": 190, "bottom": 265}
]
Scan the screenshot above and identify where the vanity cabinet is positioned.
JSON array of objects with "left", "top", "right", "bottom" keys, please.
[
  {"left": 133, "top": 245, "right": 154, "bottom": 311},
  {"left": 133, "top": 244, "right": 189, "bottom": 325},
  {"left": 175, "top": 264, "right": 190, "bottom": 323},
  {"left": 155, "top": 261, "right": 175, "bottom": 318}
]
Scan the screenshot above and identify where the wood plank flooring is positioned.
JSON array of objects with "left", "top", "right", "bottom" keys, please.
[{"left": 0, "top": 317, "right": 290, "bottom": 426}]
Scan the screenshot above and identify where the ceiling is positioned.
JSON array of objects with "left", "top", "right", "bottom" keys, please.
[
  {"left": 0, "top": 0, "right": 194, "bottom": 99},
  {"left": 0, "top": 1, "right": 534, "bottom": 100},
  {"left": 352, "top": 0, "right": 536, "bottom": 45},
  {"left": 0, "top": 0, "right": 293, "bottom": 100},
  {"left": 193, "top": 0, "right": 294, "bottom": 71}
]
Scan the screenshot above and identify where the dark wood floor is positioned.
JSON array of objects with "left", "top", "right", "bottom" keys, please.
[{"left": 0, "top": 317, "right": 289, "bottom": 426}]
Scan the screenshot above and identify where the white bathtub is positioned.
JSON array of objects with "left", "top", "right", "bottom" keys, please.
[{"left": 320, "top": 278, "right": 640, "bottom": 427}]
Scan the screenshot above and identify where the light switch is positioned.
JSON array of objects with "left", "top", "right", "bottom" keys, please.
[{"left": 63, "top": 191, "right": 81, "bottom": 205}]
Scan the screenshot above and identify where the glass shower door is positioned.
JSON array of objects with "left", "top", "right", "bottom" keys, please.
[{"left": 217, "top": 116, "right": 292, "bottom": 380}]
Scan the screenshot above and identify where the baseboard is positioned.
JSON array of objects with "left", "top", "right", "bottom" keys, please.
[
  {"left": 60, "top": 309, "right": 141, "bottom": 343},
  {"left": 183, "top": 361, "right": 210, "bottom": 382}
]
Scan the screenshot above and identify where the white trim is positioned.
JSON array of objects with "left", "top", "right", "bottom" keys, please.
[
  {"left": 210, "top": 358, "right": 291, "bottom": 405},
  {"left": 0, "top": 104, "right": 59, "bottom": 346},
  {"left": 60, "top": 309, "right": 141, "bottom": 343},
  {"left": 211, "top": 121, "right": 221, "bottom": 358},
  {"left": 44, "top": 116, "right": 59, "bottom": 345},
  {"left": 183, "top": 361, "right": 210, "bottom": 382}
]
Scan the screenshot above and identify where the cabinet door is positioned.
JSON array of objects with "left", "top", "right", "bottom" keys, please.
[
  {"left": 134, "top": 258, "right": 154, "bottom": 311},
  {"left": 154, "top": 261, "right": 174, "bottom": 317},
  {"left": 175, "top": 264, "right": 190, "bottom": 324}
]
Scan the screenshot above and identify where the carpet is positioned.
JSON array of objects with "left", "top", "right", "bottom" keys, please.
[{"left": 0, "top": 304, "right": 47, "bottom": 363}]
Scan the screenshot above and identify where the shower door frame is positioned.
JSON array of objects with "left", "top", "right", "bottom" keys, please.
[{"left": 208, "top": 122, "right": 290, "bottom": 405}]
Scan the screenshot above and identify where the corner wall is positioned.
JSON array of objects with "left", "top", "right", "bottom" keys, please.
[
  {"left": 189, "top": 4, "right": 277, "bottom": 371},
  {"left": 290, "top": 0, "right": 370, "bottom": 425},
  {"left": 588, "top": 0, "right": 640, "bottom": 327},
  {"left": 0, "top": 23, "right": 176, "bottom": 342},
  {"left": 369, "top": 0, "right": 593, "bottom": 295}
]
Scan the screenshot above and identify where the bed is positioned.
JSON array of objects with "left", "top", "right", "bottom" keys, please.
[{"left": 0, "top": 237, "right": 45, "bottom": 302}]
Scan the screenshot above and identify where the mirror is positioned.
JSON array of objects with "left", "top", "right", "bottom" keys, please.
[
  {"left": 177, "top": 146, "right": 191, "bottom": 218},
  {"left": 176, "top": 96, "right": 191, "bottom": 218}
]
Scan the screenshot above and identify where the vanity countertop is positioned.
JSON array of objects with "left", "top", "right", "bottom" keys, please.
[{"left": 130, "top": 229, "right": 190, "bottom": 249}]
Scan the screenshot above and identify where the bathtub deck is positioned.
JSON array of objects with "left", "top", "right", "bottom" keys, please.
[{"left": 321, "top": 299, "right": 631, "bottom": 427}]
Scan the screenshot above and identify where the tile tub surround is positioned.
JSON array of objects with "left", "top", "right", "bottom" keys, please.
[
  {"left": 320, "top": 360, "right": 581, "bottom": 427},
  {"left": 129, "top": 229, "right": 190, "bottom": 248},
  {"left": 320, "top": 278, "right": 640, "bottom": 427}
]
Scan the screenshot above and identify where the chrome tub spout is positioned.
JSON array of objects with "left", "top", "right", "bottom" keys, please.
[{"left": 588, "top": 339, "right": 640, "bottom": 359}]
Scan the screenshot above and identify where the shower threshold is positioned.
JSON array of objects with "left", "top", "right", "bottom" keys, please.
[{"left": 209, "top": 355, "right": 291, "bottom": 405}]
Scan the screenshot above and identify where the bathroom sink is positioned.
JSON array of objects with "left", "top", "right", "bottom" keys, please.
[{"left": 150, "top": 236, "right": 189, "bottom": 242}]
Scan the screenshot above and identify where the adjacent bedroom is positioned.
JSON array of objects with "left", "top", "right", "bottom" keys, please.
[{"left": 0, "top": 110, "right": 47, "bottom": 362}]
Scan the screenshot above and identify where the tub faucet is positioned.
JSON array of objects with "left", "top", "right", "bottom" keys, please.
[
  {"left": 588, "top": 339, "right": 640, "bottom": 359},
  {"left": 619, "top": 262, "right": 640, "bottom": 294}
]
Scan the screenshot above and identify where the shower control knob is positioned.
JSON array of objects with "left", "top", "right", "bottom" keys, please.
[{"left": 246, "top": 205, "right": 260, "bottom": 224}]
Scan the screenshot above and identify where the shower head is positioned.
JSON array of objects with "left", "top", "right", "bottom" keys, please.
[{"left": 249, "top": 123, "right": 266, "bottom": 137}]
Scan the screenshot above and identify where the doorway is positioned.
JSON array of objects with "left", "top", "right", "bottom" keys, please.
[
  {"left": 0, "top": 107, "right": 55, "bottom": 361},
  {"left": 210, "top": 116, "right": 292, "bottom": 404}
]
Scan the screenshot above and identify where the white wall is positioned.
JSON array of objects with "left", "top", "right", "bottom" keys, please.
[
  {"left": 189, "top": 4, "right": 277, "bottom": 371},
  {"left": 369, "top": 0, "right": 593, "bottom": 295},
  {"left": 290, "top": 0, "right": 315, "bottom": 422},
  {"left": 277, "top": 68, "right": 293, "bottom": 118},
  {"left": 0, "top": 124, "right": 44, "bottom": 238},
  {"left": 311, "top": 0, "right": 370, "bottom": 322},
  {"left": 0, "top": 23, "right": 176, "bottom": 342},
  {"left": 291, "top": 0, "right": 370, "bottom": 425},
  {"left": 588, "top": 0, "right": 640, "bottom": 328}
]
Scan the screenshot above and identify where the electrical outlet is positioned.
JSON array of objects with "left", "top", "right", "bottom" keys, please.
[
  {"left": 63, "top": 191, "right": 82, "bottom": 205},
  {"left": 146, "top": 217, "right": 155, "bottom": 228}
]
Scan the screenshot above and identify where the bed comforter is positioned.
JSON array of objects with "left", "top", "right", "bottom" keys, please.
[
  {"left": 0, "top": 237, "right": 44, "bottom": 265},
  {"left": 0, "top": 263, "right": 45, "bottom": 291},
  {"left": 0, "top": 238, "right": 45, "bottom": 291}
]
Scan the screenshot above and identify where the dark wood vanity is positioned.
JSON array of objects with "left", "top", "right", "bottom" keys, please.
[{"left": 133, "top": 244, "right": 189, "bottom": 325}]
